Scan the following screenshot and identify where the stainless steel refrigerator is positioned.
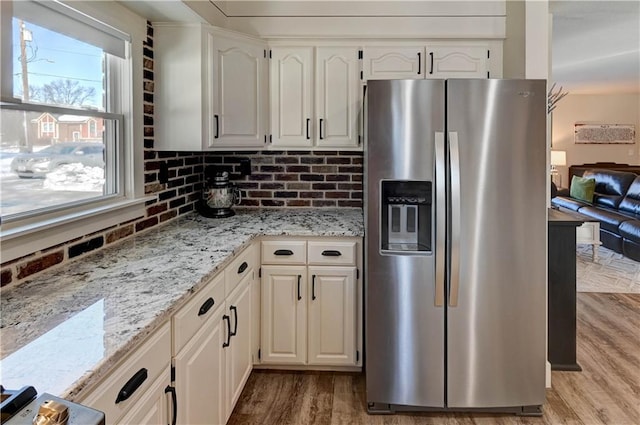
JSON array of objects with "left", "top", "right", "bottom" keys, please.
[{"left": 365, "top": 79, "right": 547, "bottom": 414}]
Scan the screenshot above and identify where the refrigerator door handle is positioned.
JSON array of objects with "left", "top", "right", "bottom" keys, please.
[
  {"left": 434, "top": 132, "right": 446, "bottom": 307},
  {"left": 449, "top": 131, "right": 461, "bottom": 307}
]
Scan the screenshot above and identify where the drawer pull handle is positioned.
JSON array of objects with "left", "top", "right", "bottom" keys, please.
[
  {"left": 230, "top": 305, "right": 238, "bottom": 337},
  {"left": 198, "top": 297, "right": 215, "bottom": 316},
  {"left": 312, "top": 275, "right": 317, "bottom": 300},
  {"left": 164, "top": 385, "right": 177, "bottom": 425},
  {"left": 238, "top": 262, "right": 248, "bottom": 274},
  {"left": 321, "top": 250, "right": 342, "bottom": 257},
  {"left": 274, "top": 249, "right": 294, "bottom": 256},
  {"left": 223, "top": 315, "right": 231, "bottom": 347},
  {"left": 115, "top": 368, "right": 148, "bottom": 404}
]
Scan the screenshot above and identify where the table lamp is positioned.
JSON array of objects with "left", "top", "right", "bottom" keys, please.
[{"left": 551, "top": 150, "right": 567, "bottom": 188}]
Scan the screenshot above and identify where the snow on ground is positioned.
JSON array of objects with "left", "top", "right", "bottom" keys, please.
[
  {"left": 43, "top": 164, "right": 105, "bottom": 192},
  {"left": 0, "top": 151, "right": 103, "bottom": 216}
]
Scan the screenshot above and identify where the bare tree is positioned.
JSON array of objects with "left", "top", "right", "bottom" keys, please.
[{"left": 40, "top": 79, "right": 96, "bottom": 107}]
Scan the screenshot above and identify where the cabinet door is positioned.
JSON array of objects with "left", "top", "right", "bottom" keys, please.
[
  {"left": 362, "top": 46, "right": 424, "bottom": 80},
  {"left": 118, "top": 369, "right": 170, "bottom": 425},
  {"left": 315, "top": 47, "right": 361, "bottom": 148},
  {"left": 225, "top": 273, "right": 253, "bottom": 421},
  {"left": 270, "top": 47, "right": 314, "bottom": 147},
  {"left": 261, "top": 265, "right": 307, "bottom": 364},
  {"left": 210, "top": 34, "right": 267, "bottom": 148},
  {"left": 307, "top": 267, "right": 357, "bottom": 366},
  {"left": 426, "top": 44, "right": 490, "bottom": 79},
  {"left": 174, "top": 307, "right": 226, "bottom": 425}
]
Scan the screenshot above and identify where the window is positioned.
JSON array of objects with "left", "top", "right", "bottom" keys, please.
[
  {"left": 41, "top": 120, "right": 54, "bottom": 134},
  {"left": 0, "top": 1, "right": 147, "bottom": 262}
]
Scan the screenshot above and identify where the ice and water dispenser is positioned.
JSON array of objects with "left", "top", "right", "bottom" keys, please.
[{"left": 380, "top": 181, "right": 432, "bottom": 253}]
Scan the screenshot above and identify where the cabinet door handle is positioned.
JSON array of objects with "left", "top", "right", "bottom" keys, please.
[
  {"left": 306, "top": 118, "right": 310, "bottom": 140},
  {"left": 214, "top": 114, "right": 219, "bottom": 139},
  {"left": 115, "top": 368, "right": 148, "bottom": 404},
  {"left": 429, "top": 52, "right": 434, "bottom": 75},
  {"left": 297, "top": 275, "right": 302, "bottom": 300},
  {"left": 164, "top": 385, "right": 177, "bottom": 425},
  {"left": 198, "top": 297, "right": 215, "bottom": 316},
  {"left": 417, "top": 52, "right": 421, "bottom": 75},
  {"left": 321, "top": 250, "right": 342, "bottom": 257},
  {"left": 223, "top": 315, "right": 231, "bottom": 347},
  {"left": 274, "top": 249, "right": 293, "bottom": 256},
  {"left": 230, "top": 305, "right": 238, "bottom": 337},
  {"left": 238, "top": 262, "right": 248, "bottom": 274},
  {"left": 319, "top": 118, "right": 324, "bottom": 140},
  {"left": 312, "top": 275, "right": 316, "bottom": 300}
]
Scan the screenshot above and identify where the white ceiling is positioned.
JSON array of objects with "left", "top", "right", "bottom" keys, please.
[
  {"left": 119, "top": 0, "right": 640, "bottom": 95},
  {"left": 550, "top": 0, "right": 640, "bottom": 94}
]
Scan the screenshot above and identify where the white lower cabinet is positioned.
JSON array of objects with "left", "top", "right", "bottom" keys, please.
[
  {"left": 78, "top": 323, "right": 172, "bottom": 425},
  {"left": 225, "top": 273, "right": 253, "bottom": 416},
  {"left": 80, "top": 238, "right": 360, "bottom": 424},
  {"left": 173, "top": 305, "right": 226, "bottom": 425},
  {"left": 307, "top": 267, "right": 357, "bottom": 366},
  {"left": 172, "top": 249, "right": 255, "bottom": 424},
  {"left": 260, "top": 238, "right": 362, "bottom": 368},
  {"left": 118, "top": 367, "right": 171, "bottom": 425},
  {"left": 260, "top": 266, "right": 307, "bottom": 364}
]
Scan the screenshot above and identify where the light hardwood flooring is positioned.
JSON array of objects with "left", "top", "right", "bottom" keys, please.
[{"left": 229, "top": 293, "right": 640, "bottom": 424}]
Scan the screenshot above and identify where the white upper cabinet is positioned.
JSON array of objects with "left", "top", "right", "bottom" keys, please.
[
  {"left": 270, "top": 46, "right": 362, "bottom": 149},
  {"left": 210, "top": 34, "right": 268, "bottom": 148},
  {"left": 362, "top": 46, "right": 424, "bottom": 80},
  {"left": 315, "top": 47, "right": 361, "bottom": 148},
  {"left": 427, "top": 44, "right": 490, "bottom": 79},
  {"left": 155, "top": 24, "right": 267, "bottom": 151},
  {"left": 270, "top": 47, "right": 314, "bottom": 148},
  {"left": 363, "top": 42, "right": 499, "bottom": 81}
]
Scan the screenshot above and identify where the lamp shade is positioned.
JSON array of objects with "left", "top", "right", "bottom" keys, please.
[{"left": 550, "top": 150, "right": 567, "bottom": 166}]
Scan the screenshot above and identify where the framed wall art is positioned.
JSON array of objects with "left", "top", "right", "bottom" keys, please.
[{"left": 574, "top": 123, "right": 636, "bottom": 144}]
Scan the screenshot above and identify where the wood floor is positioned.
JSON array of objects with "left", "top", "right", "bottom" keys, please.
[{"left": 228, "top": 293, "right": 640, "bottom": 425}]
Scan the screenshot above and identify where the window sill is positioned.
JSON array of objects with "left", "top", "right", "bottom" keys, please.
[{"left": 1, "top": 196, "right": 154, "bottom": 263}]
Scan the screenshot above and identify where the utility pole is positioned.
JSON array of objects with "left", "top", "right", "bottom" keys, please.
[
  {"left": 19, "top": 19, "right": 30, "bottom": 151},
  {"left": 19, "top": 19, "right": 29, "bottom": 101}
]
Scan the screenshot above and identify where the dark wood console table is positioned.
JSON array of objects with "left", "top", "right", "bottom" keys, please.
[{"left": 548, "top": 208, "right": 583, "bottom": 371}]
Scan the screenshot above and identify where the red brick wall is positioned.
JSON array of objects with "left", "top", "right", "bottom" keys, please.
[{"left": 206, "top": 151, "right": 363, "bottom": 208}]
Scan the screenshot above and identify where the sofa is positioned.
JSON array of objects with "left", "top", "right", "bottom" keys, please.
[
  {"left": 568, "top": 162, "right": 640, "bottom": 182},
  {"left": 552, "top": 168, "right": 640, "bottom": 261}
]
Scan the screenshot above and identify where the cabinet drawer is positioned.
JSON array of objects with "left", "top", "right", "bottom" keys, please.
[
  {"left": 261, "top": 240, "right": 307, "bottom": 265},
  {"left": 173, "top": 273, "right": 225, "bottom": 354},
  {"left": 225, "top": 243, "right": 257, "bottom": 297},
  {"left": 308, "top": 241, "right": 357, "bottom": 266},
  {"left": 80, "top": 322, "right": 171, "bottom": 425}
]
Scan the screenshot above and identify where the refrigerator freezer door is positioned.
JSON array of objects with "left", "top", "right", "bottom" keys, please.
[
  {"left": 446, "top": 79, "right": 547, "bottom": 408},
  {"left": 365, "top": 79, "right": 446, "bottom": 408}
]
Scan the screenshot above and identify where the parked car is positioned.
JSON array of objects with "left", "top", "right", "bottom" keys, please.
[{"left": 10, "top": 142, "right": 105, "bottom": 178}]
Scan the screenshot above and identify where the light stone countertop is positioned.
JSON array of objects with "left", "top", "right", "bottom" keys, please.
[{"left": 0, "top": 208, "right": 364, "bottom": 400}]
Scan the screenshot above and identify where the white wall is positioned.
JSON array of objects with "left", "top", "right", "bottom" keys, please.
[
  {"left": 503, "top": 0, "right": 525, "bottom": 78},
  {"left": 551, "top": 93, "right": 640, "bottom": 186}
]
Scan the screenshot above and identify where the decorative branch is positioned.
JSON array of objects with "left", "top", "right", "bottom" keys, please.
[{"left": 548, "top": 82, "right": 569, "bottom": 113}]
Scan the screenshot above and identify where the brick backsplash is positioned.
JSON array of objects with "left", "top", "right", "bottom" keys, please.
[
  {"left": 204, "top": 151, "right": 363, "bottom": 208},
  {"left": 0, "top": 22, "right": 365, "bottom": 287}
]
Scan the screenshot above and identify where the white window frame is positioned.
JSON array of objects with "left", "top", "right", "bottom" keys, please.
[{"left": 0, "top": 1, "right": 150, "bottom": 263}]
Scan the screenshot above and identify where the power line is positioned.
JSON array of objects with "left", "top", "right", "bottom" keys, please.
[{"left": 14, "top": 72, "right": 103, "bottom": 84}]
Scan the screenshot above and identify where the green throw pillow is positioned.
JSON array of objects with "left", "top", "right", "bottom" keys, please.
[{"left": 570, "top": 176, "right": 596, "bottom": 203}]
